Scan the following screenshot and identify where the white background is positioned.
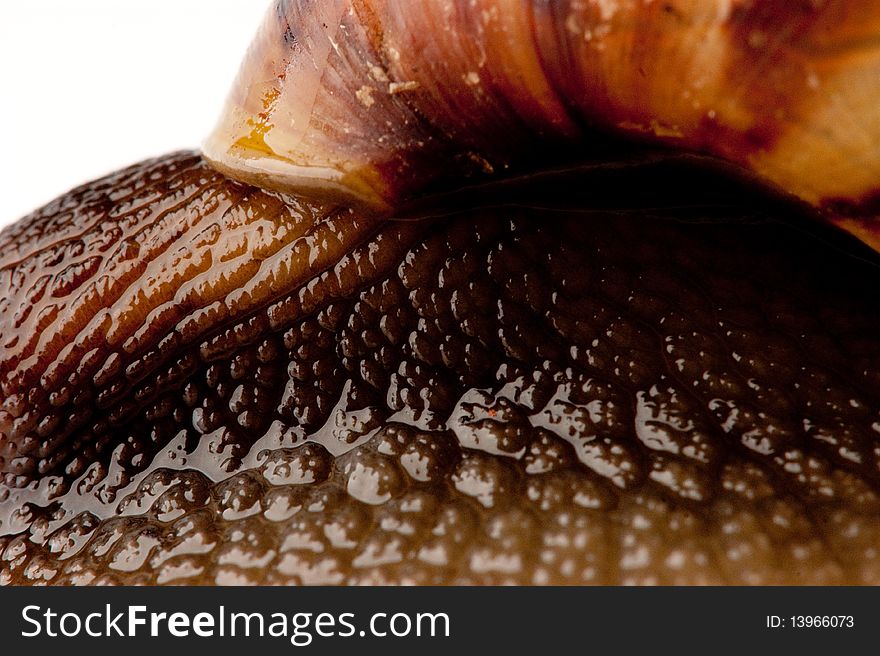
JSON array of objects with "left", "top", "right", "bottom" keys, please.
[{"left": 0, "top": 1, "right": 271, "bottom": 229}]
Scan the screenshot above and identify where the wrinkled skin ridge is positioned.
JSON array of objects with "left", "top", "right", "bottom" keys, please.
[{"left": 2, "top": 152, "right": 880, "bottom": 585}]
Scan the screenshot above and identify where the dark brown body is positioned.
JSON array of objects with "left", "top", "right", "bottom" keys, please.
[{"left": 2, "top": 152, "right": 880, "bottom": 584}]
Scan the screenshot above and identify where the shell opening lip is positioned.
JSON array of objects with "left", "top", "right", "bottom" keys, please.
[{"left": 201, "top": 139, "right": 389, "bottom": 213}]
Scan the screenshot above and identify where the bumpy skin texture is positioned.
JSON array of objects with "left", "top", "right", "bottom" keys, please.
[{"left": 2, "top": 152, "right": 880, "bottom": 585}]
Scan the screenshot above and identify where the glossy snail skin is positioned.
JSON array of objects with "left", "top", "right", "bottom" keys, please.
[{"left": 2, "top": 0, "right": 880, "bottom": 585}]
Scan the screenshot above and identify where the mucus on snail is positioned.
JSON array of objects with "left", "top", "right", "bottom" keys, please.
[{"left": 1, "top": 0, "right": 880, "bottom": 585}]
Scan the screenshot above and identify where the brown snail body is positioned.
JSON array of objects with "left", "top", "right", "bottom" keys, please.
[{"left": 2, "top": 0, "right": 880, "bottom": 585}]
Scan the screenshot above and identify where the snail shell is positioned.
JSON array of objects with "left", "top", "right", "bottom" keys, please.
[
  {"left": 1, "top": 0, "right": 880, "bottom": 585},
  {"left": 205, "top": 0, "right": 880, "bottom": 248}
]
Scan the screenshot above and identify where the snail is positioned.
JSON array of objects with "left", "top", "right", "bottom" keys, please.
[{"left": 1, "top": 0, "right": 880, "bottom": 585}]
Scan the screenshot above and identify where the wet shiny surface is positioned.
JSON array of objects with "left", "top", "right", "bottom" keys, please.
[
  {"left": 207, "top": 0, "right": 880, "bottom": 250},
  {"left": 2, "top": 153, "right": 880, "bottom": 584}
]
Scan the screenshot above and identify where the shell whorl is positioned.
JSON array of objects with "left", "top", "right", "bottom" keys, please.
[{"left": 204, "top": 0, "right": 880, "bottom": 249}]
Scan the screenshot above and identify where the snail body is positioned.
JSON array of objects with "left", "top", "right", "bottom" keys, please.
[{"left": 2, "top": 0, "right": 880, "bottom": 585}]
